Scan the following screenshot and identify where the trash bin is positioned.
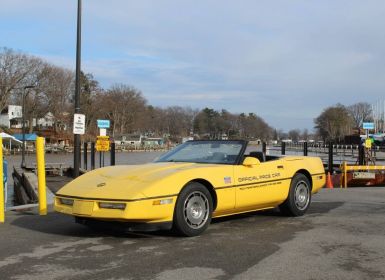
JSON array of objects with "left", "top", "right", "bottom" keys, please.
[{"left": 3, "top": 159, "right": 7, "bottom": 205}]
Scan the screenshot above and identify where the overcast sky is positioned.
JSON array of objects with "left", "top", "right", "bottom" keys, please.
[{"left": 1, "top": 0, "right": 384, "bottom": 131}]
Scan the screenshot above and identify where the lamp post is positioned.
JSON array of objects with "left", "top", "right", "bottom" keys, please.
[
  {"left": 21, "top": 85, "right": 35, "bottom": 168},
  {"left": 73, "top": 0, "right": 82, "bottom": 178}
]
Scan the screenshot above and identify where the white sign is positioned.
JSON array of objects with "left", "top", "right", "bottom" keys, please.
[
  {"left": 99, "top": 128, "right": 107, "bottom": 136},
  {"left": 73, "top": 113, "right": 86, "bottom": 135},
  {"left": 353, "top": 172, "right": 375, "bottom": 179}
]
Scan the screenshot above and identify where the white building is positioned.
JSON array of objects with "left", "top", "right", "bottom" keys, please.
[
  {"left": 0, "top": 105, "right": 22, "bottom": 128},
  {"left": 33, "top": 112, "right": 55, "bottom": 128}
]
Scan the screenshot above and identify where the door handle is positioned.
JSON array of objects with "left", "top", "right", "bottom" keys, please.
[{"left": 277, "top": 165, "right": 284, "bottom": 169}]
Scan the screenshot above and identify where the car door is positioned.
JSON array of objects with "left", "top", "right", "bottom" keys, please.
[{"left": 233, "top": 157, "right": 290, "bottom": 211}]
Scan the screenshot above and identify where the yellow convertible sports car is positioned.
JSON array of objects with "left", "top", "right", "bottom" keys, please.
[{"left": 55, "top": 140, "right": 325, "bottom": 236}]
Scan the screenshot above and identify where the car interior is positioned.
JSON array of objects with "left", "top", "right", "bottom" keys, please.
[{"left": 247, "top": 151, "right": 280, "bottom": 162}]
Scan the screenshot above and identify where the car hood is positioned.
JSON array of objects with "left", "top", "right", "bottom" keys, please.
[{"left": 56, "top": 162, "right": 198, "bottom": 200}]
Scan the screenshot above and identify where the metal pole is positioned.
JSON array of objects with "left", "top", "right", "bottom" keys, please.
[
  {"left": 21, "top": 85, "right": 35, "bottom": 168},
  {"left": 21, "top": 90, "right": 26, "bottom": 168},
  {"left": 91, "top": 142, "right": 95, "bottom": 170},
  {"left": 359, "top": 145, "right": 365, "bottom": 165},
  {"left": 73, "top": 0, "right": 82, "bottom": 178},
  {"left": 328, "top": 142, "right": 333, "bottom": 174},
  {"left": 303, "top": 142, "right": 308, "bottom": 156},
  {"left": 110, "top": 142, "right": 116, "bottom": 166},
  {"left": 281, "top": 142, "right": 286, "bottom": 155},
  {"left": 83, "top": 142, "right": 87, "bottom": 170},
  {"left": 262, "top": 142, "right": 267, "bottom": 155}
]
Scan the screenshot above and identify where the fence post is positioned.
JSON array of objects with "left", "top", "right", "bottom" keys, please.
[
  {"left": 110, "top": 142, "right": 116, "bottom": 166},
  {"left": 36, "top": 137, "right": 47, "bottom": 215},
  {"left": 358, "top": 145, "right": 365, "bottom": 165},
  {"left": 0, "top": 137, "right": 4, "bottom": 223},
  {"left": 281, "top": 142, "right": 286, "bottom": 155},
  {"left": 262, "top": 142, "right": 267, "bottom": 155},
  {"left": 303, "top": 142, "right": 308, "bottom": 156},
  {"left": 83, "top": 142, "right": 88, "bottom": 170},
  {"left": 328, "top": 142, "right": 333, "bottom": 174},
  {"left": 91, "top": 142, "right": 95, "bottom": 170}
]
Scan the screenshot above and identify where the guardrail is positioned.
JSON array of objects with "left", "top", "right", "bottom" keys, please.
[{"left": 340, "top": 161, "right": 385, "bottom": 188}]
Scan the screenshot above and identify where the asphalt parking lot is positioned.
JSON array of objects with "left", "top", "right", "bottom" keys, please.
[{"left": 1, "top": 187, "right": 385, "bottom": 280}]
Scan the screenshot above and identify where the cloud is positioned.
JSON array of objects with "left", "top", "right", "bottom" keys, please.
[{"left": 2, "top": 0, "right": 385, "bottom": 131}]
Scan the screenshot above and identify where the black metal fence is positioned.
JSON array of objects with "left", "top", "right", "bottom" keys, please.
[{"left": 267, "top": 142, "right": 385, "bottom": 173}]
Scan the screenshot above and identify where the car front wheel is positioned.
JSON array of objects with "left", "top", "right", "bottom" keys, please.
[
  {"left": 173, "top": 182, "right": 213, "bottom": 237},
  {"left": 280, "top": 173, "right": 311, "bottom": 216}
]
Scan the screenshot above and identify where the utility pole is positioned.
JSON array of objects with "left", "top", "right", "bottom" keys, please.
[{"left": 73, "top": 0, "right": 82, "bottom": 178}]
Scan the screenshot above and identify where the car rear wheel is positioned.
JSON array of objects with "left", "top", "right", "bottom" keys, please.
[
  {"left": 280, "top": 173, "right": 311, "bottom": 216},
  {"left": 173, "top": 182, "right": 213, "bottom": 237}
]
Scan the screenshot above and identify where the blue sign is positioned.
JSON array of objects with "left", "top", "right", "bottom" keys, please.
[
  {"left": 97, "top": 119, "right": 110, "bottom": 129},
  {"left": 363, "top": 122, "right": 375, "bottom": 130}
]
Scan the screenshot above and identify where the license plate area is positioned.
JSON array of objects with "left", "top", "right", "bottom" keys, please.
[{"left": 73, "top": 201, "right": 94, "bottom": 216}]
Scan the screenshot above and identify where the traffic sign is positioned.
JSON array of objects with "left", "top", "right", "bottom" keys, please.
[
  {"left": 73, "top": 114, "right": 86, "bottom": 135},
  {"left": 96, "top": 136, "right": 110, "bottom": 152},
  {"left": 97, "top": 119, "right": 110, "bottom": 129},
  {"left": 365, "top": 138, "right": 372, "bottom": 149},
  {"left": 363, "top": 122, "right": 375, "bottom": 130}
]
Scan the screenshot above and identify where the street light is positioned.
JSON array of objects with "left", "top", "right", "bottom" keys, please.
[
  {"left": 21, "top": 85, "right": 35, "bottom": 168},
  {"left": 73, "top": 0, "right": 82, "bottom": 178}
]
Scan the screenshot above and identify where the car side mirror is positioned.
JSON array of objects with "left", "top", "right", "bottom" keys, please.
[{"left": 243, "top": 156, "right": 260, "bottom": 167}]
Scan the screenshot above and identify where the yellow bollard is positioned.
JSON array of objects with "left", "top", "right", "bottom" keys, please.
[
  {"left": 0, "top": 137, "right": 4, "bottom": 222},
  {"left": 36, "top": 137, "right": 47, "bottom": 215},
  {"left": 343, "top": 161, "right": 348, "bottom": 189}
]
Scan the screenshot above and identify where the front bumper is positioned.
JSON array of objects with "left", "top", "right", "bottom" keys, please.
[
  {"left": 54, "top": 195, "right": 176, "bottom": 224},
  {"left": 75, "top": 217, "right": 173, "bottom": 232}
]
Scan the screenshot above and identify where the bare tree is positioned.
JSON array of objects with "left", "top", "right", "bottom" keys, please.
[
  {"left": 0, "top": 48, "right": 42, "bottom": 112},
  {"left": 36, "top": 64, "right": 73, "bottom": 132},
  {"left": 102, "top": 84, "right": 147, "bottom": 136},
  {"left": 301, "top": 129, "right": 309, "bottom": 141},
  {"left": 347, "top": 102, "right": 373, "bottom": 132},
  {"left": 288, "top": 129, "right": 301, "bottom": 142}
]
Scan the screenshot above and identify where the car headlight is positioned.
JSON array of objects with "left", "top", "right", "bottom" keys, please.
[
  {"left": 99, "top": 202, "right": 126, "bottom": 210},
  {"left": 153, "top": 198, "right": 173, "bottom": 205},
  {"left": 60, "top": 198, "right": 74, "bottom": 206}
]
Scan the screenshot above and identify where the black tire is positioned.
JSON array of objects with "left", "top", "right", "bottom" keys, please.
[
  {"left": 279, "top": 173, "right": 311, "bottom": 216},
  {"left": 173, "top": 182, "right": 213, "bottom": 237}
]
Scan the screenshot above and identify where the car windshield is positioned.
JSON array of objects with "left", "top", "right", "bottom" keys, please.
[{"left": 155, "top": 140, "right": 245, "bottom": 164}]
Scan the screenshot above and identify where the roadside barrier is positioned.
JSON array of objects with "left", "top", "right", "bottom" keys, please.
[
  {"left": 1, "top": 137, "right": 4, "bottom": 222},
  {"left": 341, "top": 161, "right": 385, "bottom": 188}
]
